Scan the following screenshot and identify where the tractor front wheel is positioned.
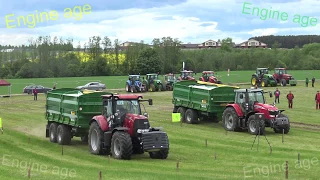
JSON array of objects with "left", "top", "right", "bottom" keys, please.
[
  {"left": 281, "top": 79, "right": 287, "bottom": 86},
  {"left": 111, "top": 131, "right": 133, "bottom": 160},
  {"left": 149, "top": 149, "right": 169, "bottom": 159},
  {"left": 247, "top": 115, "right": 265, "bottom": 135},
  {"left": 150, "top": 84, "right": 156, "bottom": 92},
  {"left": 222, "top": 107, "right": 240, "bottom": 131}
]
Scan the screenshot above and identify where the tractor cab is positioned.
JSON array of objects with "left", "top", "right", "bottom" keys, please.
[
  {"left": 235, "top": 89, "right": 267, "bottom": 112},
  {"left": 256, "top": 68, "right": 269, "bottom": 78},
  {"left": 179, "top": 70, "right": 195, "bottom": 80},
  {"left": 274, "top": 68, "right": 287, "bottom": 75},
  {"left": 165, "top": 74, "right": 176, "bottom": 82},
  {"left": 129, "top": 75, "right": 141, "bottom": 82},
  {"left": 146, "top": 74, "right": 158, "bottom": 83},
  {"left": 102, "top": 94, "right": 152, "bottom": 129}
]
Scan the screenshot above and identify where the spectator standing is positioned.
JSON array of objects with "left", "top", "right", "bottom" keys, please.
[
  {"left": 306, "top": 77, "right": 309, "bottom": 87},
  {"left": 274, "top": 88, "right": 280, "bottom": 104},
  {"left": 312, "top": 77, "right": 315, "bottom": 87},
  {"left": 315, "top": 91, "right": 320, "bottom": 109},
  {"left": 33, "top": 88, "right": 38, "bottom": 101},
  {"left": 286, "top": 91, "right": 294, "bottom": 109},
  {"left": 53, "top": 84, "right": 56, "bottom": 90}
]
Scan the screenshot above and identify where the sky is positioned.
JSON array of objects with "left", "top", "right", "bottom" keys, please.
[{"left": 0, "top": 0, "right": 320, "bottom": 47}]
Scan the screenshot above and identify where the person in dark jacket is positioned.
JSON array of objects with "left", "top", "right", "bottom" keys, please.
[
  {"left": 33, "top": 88, "right": 38, "bottom": 100},
  {"left": 274, "top": 88, "right": 280, "bottom": 104},
  {"left": 286, "top": 91, "right": 294, "bottom": 108},
  {"left": 53, "top": 84, "right": 56, "bottom": 90},
  {"left": 312, "top": 77, "right": 315, "bottom": 87},
  {"left": 306, "top": 77, "right": 309, "bottom": 87},
  {"left": 315, "top": 91, "right": 320, "bottom": 109}
]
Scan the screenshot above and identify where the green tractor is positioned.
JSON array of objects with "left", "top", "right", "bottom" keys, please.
[
  {"left": 251, "top": 68, "right": 277, "bottom": 87},
  {"left": 164, "top": 73, "right": 178, "bottom": 91},
  {"left": 143, "top": 73, "right": 166, "bottom": 92}
]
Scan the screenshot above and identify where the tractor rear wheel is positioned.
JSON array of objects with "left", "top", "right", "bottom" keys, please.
[
  {"left": 251, "top": 77, "right": 257, "bottom": 86},
  {"left": 247, "top": 115, "right": 265, "bottom": 135},
  {"left": 185, "top": 109, "right": 198, "bottom": 124},
  {"left": 56, "top": 124, "right": 72, "bottom": 145},
  {"left": 222, "top": 107, "right": 241, "bottom": 131},
  {"left": 111, "top": 131, "right": 132, "bottom": 160},
  {"left": 273, "top": 114, "right": 290, "bottom": 134},
  {"left": 125, "top": 83, "right": 130, "bottom": 92},
  {"left": 281, "top": 79, "right": 287, "bottom": 86},
  {"left": 89, "top": 122, "right": 107, "bottom": 155},
  {"left": 176, "top": 107, "right": 186, "bottom": 122},
  {"left": 149, "top": 149, "right": 169, "bottom": 159},
  {"left": 49, "top": 122, "right": 58, "bottom": 143}
]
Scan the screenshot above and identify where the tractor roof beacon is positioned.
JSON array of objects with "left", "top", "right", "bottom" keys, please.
[{"left": 45, "top": 89, "right": 169, "bottom": 160}]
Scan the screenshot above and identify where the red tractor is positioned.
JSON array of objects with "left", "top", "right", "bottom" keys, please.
[
  {"left": 89, "top": 94, "right": 169, "bottom": 160},
  {"left": 222, "top": 88, "right": 290, "bottom": 135},
  {"left": 199, "top": 71, "right": 222, "bottom": 84},
  {"left": 273, "top": 68, "right": 297, "bottom": 86},
  {"left": 178, "top": 70, "right": 195, "bottom": 81}
]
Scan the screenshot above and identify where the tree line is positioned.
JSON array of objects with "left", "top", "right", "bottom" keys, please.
[{"left": 0, "top": 36, "right": 320, "bottom": 79}]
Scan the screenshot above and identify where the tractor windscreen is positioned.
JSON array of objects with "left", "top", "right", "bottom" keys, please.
[
  {"left": 279, "top": 69, "right": 287, "bottom": 74},
  {"left": 116, "top": 100, "right": 141, "bottom": 115},
  {"left": 248, "top": 91, "right": 265, "bottom": 104}
]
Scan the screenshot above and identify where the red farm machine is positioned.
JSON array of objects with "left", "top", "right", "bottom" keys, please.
[{"left": 199, "top": 71, "right": 222, "bottom": 84}]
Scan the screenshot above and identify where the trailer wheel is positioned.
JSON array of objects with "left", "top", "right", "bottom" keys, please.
[
  {"left": 273, "top": 114, "right": 290, "bottom": 134},
  {"left": 56, "top": 124, "right": 71, "bottom": 145},
  {"left": 185, "top": 109, "right": 198, "bottom": 124},
  {"left": 89, "top": 122, "right": 106, "bottom": 155},
  {"left": 49, "top": 123, "right": 58, "bottom": 143},
  {"left": 149, "top": 149, "right": 169, "bottom": 159},
  {"left": 247, "top": 115, "right": 265, "bottom": 135},
  {"left": 176, "top": 107, "right": 186, "bottom": 122},
  {"left": 222, "top": 107, "right": 240, "bottom": 131},
  {"left": 111, "top": 131, "right": 132, "bottom": 160}
]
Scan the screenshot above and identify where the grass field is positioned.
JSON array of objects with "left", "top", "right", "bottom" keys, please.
[
  {"left": 0, "top": 70, "right": 319, "bottom": 95},
  {"left": 1, "top": 80, "right": 320, "bottom": 179}
]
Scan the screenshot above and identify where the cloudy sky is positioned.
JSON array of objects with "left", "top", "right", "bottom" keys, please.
[{"left": 0, "top": 0, "right": 320, "bottom": 46}]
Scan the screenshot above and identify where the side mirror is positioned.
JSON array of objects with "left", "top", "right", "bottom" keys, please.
[
  {"left": 239, "top": 94, "right": 244, "bottom": 99},
  {"left": 148, "top": 99, "right": 153, "bottom": 105}
]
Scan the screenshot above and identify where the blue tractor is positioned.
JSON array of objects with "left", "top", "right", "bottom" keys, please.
[{"left": 125, "top": 75, "right": 146, "bottom": 93}]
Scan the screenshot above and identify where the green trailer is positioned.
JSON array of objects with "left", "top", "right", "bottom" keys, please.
[
  {"left": 45, "top": 88, "right": 110, "bottom": 144},
  {"left": 172, "top": 80, "right": 239, "bottom": 124}
]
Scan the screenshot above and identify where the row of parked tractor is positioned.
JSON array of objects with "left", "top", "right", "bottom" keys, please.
[
  {"left": 251, "top": 67, "right": 297, "bottom": 87},
  {"left": 125, "top": 70, "right": 222, "bottom": 93}
]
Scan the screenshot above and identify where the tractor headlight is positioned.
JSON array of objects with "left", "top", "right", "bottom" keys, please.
[
  {"left": 114, "top": 113, "right": 119, "bottom": 116},
  {"left": 143, "top": 112, "right": 148, "bottom": 117}
]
